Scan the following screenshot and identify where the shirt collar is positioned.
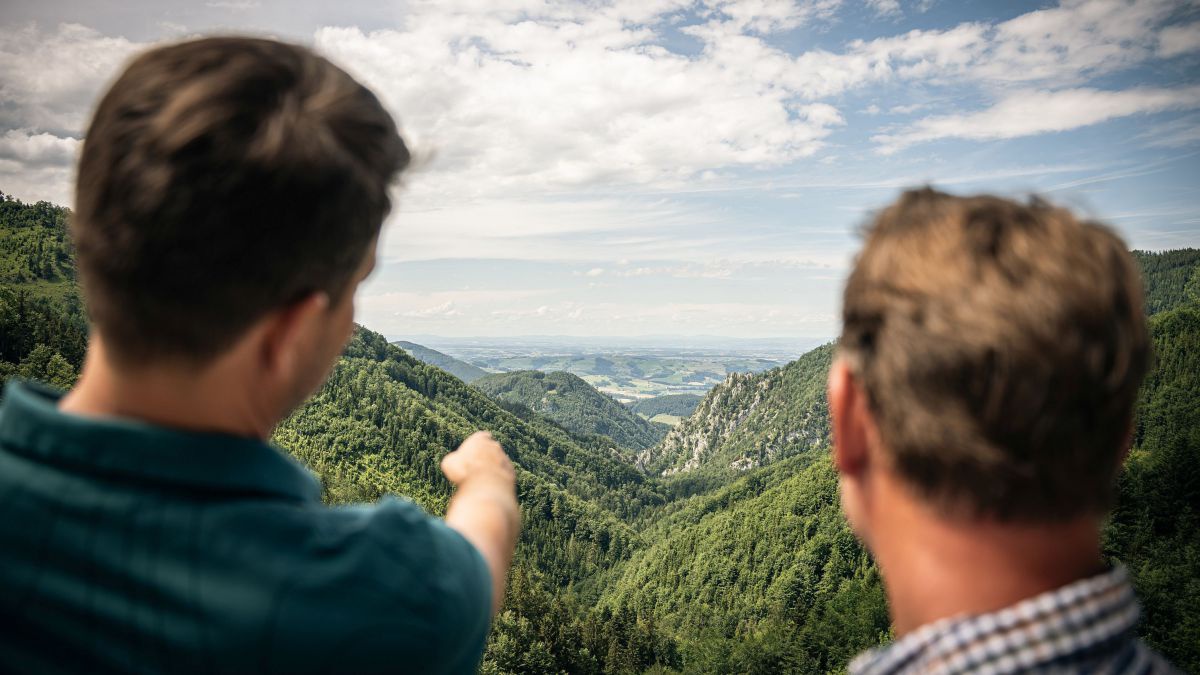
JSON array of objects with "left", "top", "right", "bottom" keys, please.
[
  {"left": 851, "top": 566, "right": 1139, "bottom": 675},
  {"left": 0, "top": 379, "right": 322, "bottom": 502}
]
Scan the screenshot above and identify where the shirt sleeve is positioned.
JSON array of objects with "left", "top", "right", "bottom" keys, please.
[
  {"left": 425, "top": 514, "right": 494, "bottom": 674},
  {"left": 260, "top": 496, "right": 494, "bottom": 675}
]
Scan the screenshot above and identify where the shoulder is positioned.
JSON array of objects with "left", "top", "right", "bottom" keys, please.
[{"left": 257, "top": 497, "right": 492, "bottom": 674}]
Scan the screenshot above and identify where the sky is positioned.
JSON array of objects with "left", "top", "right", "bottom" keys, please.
[{"left": 1, "top": 0, "right": 1198, "bottom": 340}]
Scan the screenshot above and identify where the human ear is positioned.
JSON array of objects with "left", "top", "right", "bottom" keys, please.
[
  {"left": 829, "top": 357, "right": 870, "bottom": 476},
  {"left": 259, "top": 291, "right": 331, "bottom": 379}
]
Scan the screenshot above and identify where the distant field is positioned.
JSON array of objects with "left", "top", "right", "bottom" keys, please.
[{"left": 648, "top": 413, "right": 683, "bottom": 426}]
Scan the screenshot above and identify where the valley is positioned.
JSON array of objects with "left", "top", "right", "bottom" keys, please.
[
  {"left": 396, "top": 335, "right": 821, "bottom": 400},
  {"left": 1, "top": 192, "right": 1197, "bottom": 673}
]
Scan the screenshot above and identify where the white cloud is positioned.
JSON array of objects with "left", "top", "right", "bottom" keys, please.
[
  {"left": 320, "top": 0, "right": 1182, "bottom": 201},
  {"left": 0, "top": 23, "right": 146, "bottom": 133},
  {"left": 866, "top": 0, "right": 902, "bottom": 18},
  {"left": 0, "top": 159, "right": 74, "bottom": 205},
  {"left": 400, "top": 301, "right": 464, "bottom": 318},
  {"left": 1158, "top": 21, "right": 1200, "bottom": 58},
  {"left": 1137, "top": 115, "right": 1200, "bottom": 148},
  {"left": 316, "top": 12, "right": 848, "bottom": 202},
  {"left": 0, "top": 130, "right": 80, "bottom": 167},
  {"left": 358, "top": 289, "right": 548, "bottom": 312},
  {"left": 0, "top": 2, "right": 1194, "bottom": 209},
  {"left": 375, "top": 195, "right": 736, "bottom": 262},
  {"left": 977, "top": 0, "right": 1178, "bottom": 84},
  {"left": 702, "top": 0, "right": 844, "bottom": 34},
  {"left": 611, "top": 258, "right": 827, "bottom": 279},
  {"left": 873, "top": 85, "right": 1200, "bottom": 154}
]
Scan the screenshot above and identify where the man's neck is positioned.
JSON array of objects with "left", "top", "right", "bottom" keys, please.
[
  {"left": 870, "top": 477, "right": 1106, "bottom": 636},
  {"left": 59, "top": 338, "right": 272, "bottom": 440}
]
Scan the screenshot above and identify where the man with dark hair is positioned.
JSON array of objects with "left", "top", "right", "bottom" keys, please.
[
  {"left": 0, "top": 37, "right": 519, "bottom": 672},
  {"left": 832, "top": 188, "right": 1178, "bottom": 673}
]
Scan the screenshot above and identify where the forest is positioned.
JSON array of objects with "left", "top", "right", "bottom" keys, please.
[
  {"left": 1, "top": 190, "right": 1196, "bottom": 673},
  {"left": 472, "top": 369, "right": 669, "bottom": 451}
]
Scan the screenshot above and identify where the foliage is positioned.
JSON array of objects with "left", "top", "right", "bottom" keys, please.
[
  {"left": 604, "top": 454, "right": 890, "bottom": 673},
  {"left": 275, "top": 329, "right": 682, "bottom": 672},
  {"left": 474, "top": 370, "right": 668, "bottom": 450},
  {"left": 1104, "top": 302, "right": 1200, "bottom": 672},
  {"left": 639, "top": 344, "right": 833, "bottom": 482},
  {"left": 1131, "top": 249, "right": 1200, "bottom": 316},
  {"left": 393, "top": 340, "right": 491, "bottom": 383},
  {"left": 0, "top": 192, "right": 86, "bottom": 391},
  {"left": 628, "top": 394, "right": 703, "bottom": 420}
]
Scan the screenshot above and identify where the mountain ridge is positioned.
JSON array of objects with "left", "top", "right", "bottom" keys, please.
[
  {"left": 392, "top": 340, "right": 490, "bottom": 383},
  {"left": 638, "top": 344, "right": 833, "bottom": 478},
  {"left": 473, "top": 369, "right": 668, "bottom": 451}
]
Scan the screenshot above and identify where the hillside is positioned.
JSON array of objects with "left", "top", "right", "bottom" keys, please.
[
  {"left": 473, "top": 370, "right": 668, "bottom": 451},
  {"left": 274, "top": 328, "right": 687, "bottom": 672},
  {"left": 629, "top": 393, "right": 702, "bottom": 425},
  {"left": 275, "top": 328, "right": 666, "bottom": 566},
  {"left": 1104, "top": 298, "right": 1200, "bottom": 671},
  {"left": 618, "top": 249, "right": 1200, "bottom": 672},
  {"left": 1132, "top": 249, "right": 1200, "bottom": 316},
  {"left": 602, "top": 453, "right": 888, "bottom": 673},
  {"left": 0, "top": 193, "right": 86, "bottom": 390},
  {"left": 637, "top": 344, "right": 833, "bottom": 479},
  {"left": 392, "top": 340, "right": 490, "bottom": 383},
  {"left": 0, "top": 189, "right": 1196, "bottom": 672}
]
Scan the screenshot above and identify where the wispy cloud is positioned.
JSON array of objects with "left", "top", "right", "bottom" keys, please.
[
  {"left": 1157, "top": 21, "right": 1200, "bottom": 58},
  {"left": 873, "top": 86, "right": 1200, "bottom": 154},
  {"left": 865, "top": 0, "right": 902, "bottom": 18}
]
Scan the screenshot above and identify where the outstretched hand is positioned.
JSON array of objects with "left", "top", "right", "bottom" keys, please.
[
  {"left": 441, "top": 431, "right": 514, "bottom": 489},
  {"left": 441, "top": 431, "right": 520, "bottom": 616}
]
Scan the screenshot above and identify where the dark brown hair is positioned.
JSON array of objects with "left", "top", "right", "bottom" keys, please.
[
  {"left": 840, "top": 188, "right": 1150, "bottom": 522},
  {"left": 74, "top": 37, "right": 409, "bottom": 364}
]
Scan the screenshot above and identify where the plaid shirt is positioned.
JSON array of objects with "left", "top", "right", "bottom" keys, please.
[{"left": 850, "top": 567, "right": 1179, "bottom": 675}]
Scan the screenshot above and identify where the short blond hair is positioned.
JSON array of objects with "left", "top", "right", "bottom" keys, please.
[{"left": 840, "top": 188, "right": 1150, "bottom": 522}]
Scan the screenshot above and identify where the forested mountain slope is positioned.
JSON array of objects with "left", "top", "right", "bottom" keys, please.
[
  {"left": 638, "top": 344, "right": 832, "bottom": 480},
  {"left": 1132, "top": 248, "right": 1200, "bottom": 316},
  {"left": 275, "top": 326, "right": 684, "bottom": 670},
  {"left": 474, "top": 370, "right": 668, "bottom": 451},
  {"left": 1105, "top": 295, "right": 1200, "bottom": 672},
  {"left": 0, "top": 192, "right": 86, "bottom": 390},
  {"left": 628, "top": 393, "right": 702, "bottom": 421},
  {"left": 604, "top": 452, "right": 889, "bottom": 673},
  {"left": 393, "top": 340, "right": 491, "bottom": 383},
  {"left": 2, "top": 189, "right": 1197, "bottom": 672},
  {"left": 274, "top": 329, "right": 688, "bottom": 672}
]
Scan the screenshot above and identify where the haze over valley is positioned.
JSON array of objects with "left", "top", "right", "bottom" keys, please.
[{"left": 394, "top": 335, "right": 823, "bottom": 401}]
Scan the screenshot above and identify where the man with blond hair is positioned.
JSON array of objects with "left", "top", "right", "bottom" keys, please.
[{"left": 831, "top": 189, "right": 1178, "bottom": 674}]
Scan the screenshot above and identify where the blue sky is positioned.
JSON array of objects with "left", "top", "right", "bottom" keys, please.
[{"left": 1, "top": 0, "right": 1198, "bottom": 339}]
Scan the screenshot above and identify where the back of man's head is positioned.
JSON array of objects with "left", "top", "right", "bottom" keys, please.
[
  {"left": 839, "top": 188, "right": 1150, "bottom": 522},
  {"left": 74, "top": 37, "right": 409, "bottom": 366}
]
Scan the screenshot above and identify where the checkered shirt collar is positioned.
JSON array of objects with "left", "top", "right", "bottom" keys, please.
[{"left": 849, "top": 566, "right": 1150, "bottom": 675}]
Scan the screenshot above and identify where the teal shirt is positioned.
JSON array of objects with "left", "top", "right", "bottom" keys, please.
[{"left": 0, "top": 380, "right": 493, "bottom": 674}]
